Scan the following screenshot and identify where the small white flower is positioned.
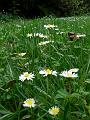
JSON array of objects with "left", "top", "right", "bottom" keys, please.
[
  {"left": 19, "top": 72, "right": 35, "bottom": 82},
  {"left": 34, "top": 33, "right": 39, "bottom": 37},
  {"left": 36, "top": 33, "right": 48, "bottom": 39},
  {"left": 27, "top": 33, "right": 48, "bottom": 39},
  {"left": 38, "top": 41, "right": 54, "bottom": 46},
  {"left": 39, "top": 34, "right": 48, "bottom": 39},
  {"left": 48, "top": 106, "right": 60, "bottom": 116},
  {"left": 18, "top": 53, "right": 26, "bottom": 57},
  {"left": 60, "top": 68, "right": 79, "bottom": 78},
  {"left": 23, "top": 98, "right": 36, "bottom": 108},
  {"left": 44, "top": 24, "right": 57, "bottom": 29},
  {"left": 27, "top": 33, "right": 33, "bottom": 38},
  {"left": 76, "top": 34, "right": 86, "bottom": 38},
  {"left": 39, "top": 69, "right": 57, "bottom": 77}
]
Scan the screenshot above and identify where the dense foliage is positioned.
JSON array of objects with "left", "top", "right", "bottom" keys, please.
[{"left": 0, "top": 0, "right": 90, "bottom": 17}]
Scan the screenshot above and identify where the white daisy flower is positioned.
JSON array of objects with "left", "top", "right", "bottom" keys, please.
[
  {"left": 39, "top": 68, "right": 57, "bottom": 77},
  {"left": 19, "top": 72, "right": 35, "bottom": 82},
  {"left": 60, "top": 68, "right": 79, "bottom": 78},
  {"left": 35, "top": 33, "right": 48, "bottom": 39},
  {"left": 44, "top": 24, "right": 57, "bottom": 29},
  {"left": 18, "top": 53, "right": 26, "bottom": 57},
  {"left": 38, "top": 41, "right": 54, "bottom": 46},
  {"left": 27, "top": 33, "right": 48, "bottom": 39},
  {"left": 76, "top": 34, "right": 86, "bottom": 38},
  {"left": 48, "top": 106, "right": 60, "bottom": 116},
  {"left": 27, "top": 33, "right": 33, "bottom": 38},
  {"left": 23, "top": 98, "right": 36, "bottom": 108},
  {"left": 38, "top": 34, "right": 48, "bottom": 39}
]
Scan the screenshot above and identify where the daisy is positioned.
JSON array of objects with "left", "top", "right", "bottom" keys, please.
[
  {"left": 76, "top": 34, "right": 86, "bottom": 38},
  {"left": 23, "top": 98, "right": 36, "bottom": 108},
  {"left": 44, "top": 24, "right": 57, "bottom": 29},
  {"left": 39, "top": 68, "right": 57, "bottom": 77},
  {"left": 38, "top": 41, "right": 54, "bottom": 46},
  {"left": 60, "top": 68, "right": 79, "bottom": 78},
  {"left": 35, "top": 33, "right": 48, "bottom": 39},
  {"left": 19, "top": 72, "right": 35, "bottom": 82},
  {"left": 27, "top": 33, "right": 33, "bottom": 38},
  {"left": 38, "top": 34, "right": 48, "bottom": 39},
  {"left": 48, "top": 106, "right": 60, "bottom": 116},
  {"left": 18, "top": 53, "right": 26, "bottom": 57},
  {"left": 27, "top": 33, "right": 48, "bottom": 39}
]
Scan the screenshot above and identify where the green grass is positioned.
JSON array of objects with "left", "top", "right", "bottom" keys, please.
[{"left": 0, "top": 15, "right": 90, "bottom": 120}]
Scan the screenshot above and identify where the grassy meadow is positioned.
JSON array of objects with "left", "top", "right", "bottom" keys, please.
[{"left": 0, "top": 15, "right": 90, "bottom": 120}]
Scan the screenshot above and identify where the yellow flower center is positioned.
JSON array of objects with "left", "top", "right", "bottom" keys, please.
[
  {"left": 45, "top": 69, "right": 52, "bottom": 74},
  {"left": 25, "top": 100, "right": 33, "bottom": 105},
  {"left": 67, "top": 72, "right": 72, "bottom": 77},
  {"left": 24, "top": 73, "right": 30, "bottom": 78}
]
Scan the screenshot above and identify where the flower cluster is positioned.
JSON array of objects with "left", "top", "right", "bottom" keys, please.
[
  {"left": 27, "top": 33, "right": 48, "bottom": 39},
  {"left": 19, "top": 68, "right": 79, "bottom": 117},
  {"left": 19, "top": 68, "right": 79, "bottom": 81},
  {"left": 44, "top": 24, "right": 58, "bottom": 29},
  {"left": 23, "top": 98, "right": 60, "bottom": 116}
]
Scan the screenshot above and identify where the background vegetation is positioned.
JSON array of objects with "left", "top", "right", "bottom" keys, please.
[{"left": 0, "top": 0, "right": 90, "bottom": 18}]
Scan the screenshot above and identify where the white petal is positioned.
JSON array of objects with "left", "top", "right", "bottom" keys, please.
[
  {"left": 19, "top": 75, "right": 25, "bottom": 81},
  {"left": 69, "top": 68, "right": 79, "bottom": 73},
  {"left": 32, "top": 104, "right": 36, "bottom": 107},
  {"left": 52, "top": 71, "right": 57, "bottom": 76},
  {"left": 60, "top": 71, "right": 68, "bottom": 77},
  {"left": 72, "top": 73, "right": 78, "bottom": 77},
  {"left": 39, "top": 70, "right": 46, "bottom": 75}
]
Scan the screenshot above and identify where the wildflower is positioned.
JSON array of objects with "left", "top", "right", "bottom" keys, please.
[
  {"left": 38, "top": 33, "right": 48, "bottom": 39},
  {"left": 19, "top": 72, "right": 35, "bottom": 82},
  {"left": 60, "top": 68, "right": 79, "bottom": 78},
  {"left": 48, "top": 106, "right": 60, "bottom": 116},
  {"left": 34, "top": 33, "right": 48, "bottom": 39},
  {"left": 44, "top": 24, "right": 57, "bottom": 29},
  {"left": 23, "top": 98, "right": 36, "bottom": 108},
  {"left": 76, "top": 34, "right": 86, "bottom": 38},
  {"left": 27, "top": 33, "right": 33, "bottom": 38},
  {"left": 39, "top": 68, "right": 57, "bottom": 77},
  {"left": 18, "top": 53, "right": 26, "bottom": 57},
  {"left": 27, "top": 33, "right": 48, "bottom": 39},
  {"left": 38, "top": 41, "right": 54, "bottom": 46}
]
